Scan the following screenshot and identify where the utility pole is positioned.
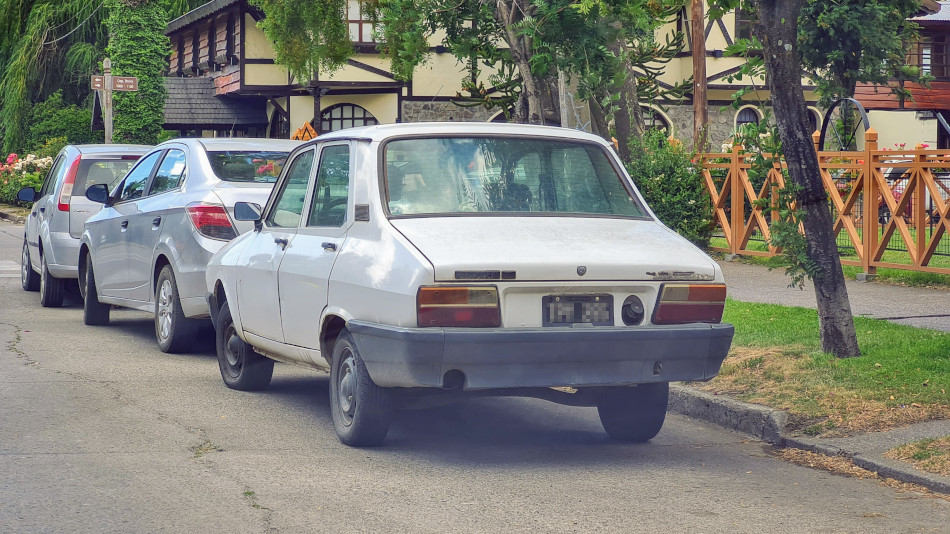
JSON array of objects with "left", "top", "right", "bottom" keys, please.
[{"left": 691, "top": 0, "right": 708, "bottom": 150}]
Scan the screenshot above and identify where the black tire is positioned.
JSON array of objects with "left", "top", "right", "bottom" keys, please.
[
  {"left": 155, "top": 265, "right": 199, "bottom": 353},
  {"left": 21, "top": 240, "right": 39, "bottom": 292},
  {"left": 39, "top": 252, "right": 65, "bottom": 307},
  {"left": 329, "top": 330, "right": 390, "bottom": 447},
  {"left": 82, "top": 255, "right": 110, "bottom": 325},
  {"left": 596, "top": 382, "right": 670, "bottom": 443},
  {"left": 216, "top": 301, "right": 273, "bottom": 391}
]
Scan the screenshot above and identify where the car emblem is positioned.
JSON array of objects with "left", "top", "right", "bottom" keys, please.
[{"left": 577, "top": 266, "right": 587, "bottom": 276}]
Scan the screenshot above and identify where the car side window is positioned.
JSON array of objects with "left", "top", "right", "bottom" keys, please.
[
  {"left": 39, "top": 155, "right": 66, "bottom": 197},
  {"left": 148, "top": 149, "right": 186, "bottom": 195},
  {"left": 307, "top": 144, "right": 350, "bottom": 227},
  {"left": 265, "top": 149, "right": 315, "bottom": 228},
  {"left": 117, "top": 151, "right": 162, "bottom": 202}
]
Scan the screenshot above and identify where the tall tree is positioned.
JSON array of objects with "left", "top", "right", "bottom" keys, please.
[
  {"left": 104, "top": 0, "right": 169, "bottom": 145},
  {"left": 798, "top": 0, "right": 926, "bottom": 105},
  {"left": 710, "top": 0, "right": 861, "bottom": 357}
]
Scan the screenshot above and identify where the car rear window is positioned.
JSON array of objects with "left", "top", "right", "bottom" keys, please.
[
  {"left": 384, "top": 137, "right": 646, "bottom": 217},
  {"left": 207, "top": 151, "right": 291, "bottom": 183},
  {"left": 74, "top": 157, "right": 140, "bottom": 192}
]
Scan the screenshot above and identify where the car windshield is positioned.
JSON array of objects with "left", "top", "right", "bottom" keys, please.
[
  {"left": 207, "top": 151, "right": 291, "bottom": 183},
  {"left": 384, "top": 137, "right": 646, "bottom": 217}
]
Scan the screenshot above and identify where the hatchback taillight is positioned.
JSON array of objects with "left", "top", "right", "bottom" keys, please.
[
  {"left": 417, "top": 286, "right": 501, "bottom": 327},
  {"left": 652, "top": 284, "right": 727, "bottom": 324},
  {"left": 57, "top": 156, "right": 82, "bottom": 211},
  {"left": 186, "top": 203, "right": 238, "bottom": 241}
]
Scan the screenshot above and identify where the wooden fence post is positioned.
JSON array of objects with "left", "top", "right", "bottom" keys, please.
[
  {"left": 863, "top": 128, "right": 879, "bottom": 276},
  {"left": 731, "top": 144, "right": 744, "bottom": 255},
  {"left": 914, "top": 143, "right": 927, "bottom": 265}
]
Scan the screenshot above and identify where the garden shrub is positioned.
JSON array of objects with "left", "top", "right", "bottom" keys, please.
[
  {"left": 26, "top": 91, "right": 103, "bottom": 152},
  {"left": 626, "top": 129, "right": 714, "bottom": 249}
]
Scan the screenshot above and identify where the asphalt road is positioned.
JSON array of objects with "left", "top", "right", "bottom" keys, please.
[{"left": 1, "top": 219, "right": 948, "bottom": 533}]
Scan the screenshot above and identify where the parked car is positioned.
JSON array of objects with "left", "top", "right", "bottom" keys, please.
[
  {"left": 80, "top": 138, "right": 301, "bottom": 353},
  {"left": 18, "top": 144, "right": 151, "bottom": 307},
  {"left": 206, "top": 123, "right": 734, "bottom": 447}
]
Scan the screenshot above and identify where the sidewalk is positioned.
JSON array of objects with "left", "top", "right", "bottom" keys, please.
[
  {"left": 1, "top": 204, "right": 947, "bottom": 493},
  {"left": 670, "top": 258, "right": 950, "bottom": 494}
]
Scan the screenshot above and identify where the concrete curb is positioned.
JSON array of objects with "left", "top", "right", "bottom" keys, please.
[{"left": 670, "top": 384, "right": 950, "bottom": 495}]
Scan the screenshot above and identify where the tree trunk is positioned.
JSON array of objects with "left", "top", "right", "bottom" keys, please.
[
  {"left": 495, "top": 0, "right": 559, "bottom": 125},
  {"left": 754, "top": 0, "right": 861, "bottom": 357},
  {"left": 609, "top": 38, "right": 644, "bottom": 165}
]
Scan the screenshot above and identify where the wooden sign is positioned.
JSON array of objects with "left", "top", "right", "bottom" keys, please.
[
  {"left": 91, "top": 75, "right": 104, "bottom": 90},
  {"left": 112, "top": 76, "right": 138, "bottom": 91}
]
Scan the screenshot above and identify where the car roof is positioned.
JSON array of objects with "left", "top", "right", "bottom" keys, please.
[
  {"left": 309, "top": 122, "right": 613, "bottom": 146},
  {"left": 73, "top": 144, "right": 152, "bottom": 155},
  {"left": 193, "top": 138, "right": 303, "bottom": 152}
]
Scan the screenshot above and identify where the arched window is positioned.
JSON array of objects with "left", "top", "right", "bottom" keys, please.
[
  {"left": 736, "top": 107, "right": 761, "bottom": 128},
  {"left": 807, "top": 109, "right": 821, "bottom": 134},
  {"left": 642, "top": 106, "right": 671, "bottom": 132},
  {"left": 320, "top": 104, "right": 378, "bottom": 132}
]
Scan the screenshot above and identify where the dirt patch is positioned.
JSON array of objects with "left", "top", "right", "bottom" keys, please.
[
  {"left": 775, "top": 448, "right": 950, "bottom": 502},
  {"left": 697, "top": 347, "right": 950, "bottom": 437},
  {"left": 884, "top": 436, "right": 950, "bottom": 477}
]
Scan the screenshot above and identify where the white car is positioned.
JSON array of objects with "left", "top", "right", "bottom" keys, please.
[{"left": 206, "top": 123, "right": 734, "bottom": 446}]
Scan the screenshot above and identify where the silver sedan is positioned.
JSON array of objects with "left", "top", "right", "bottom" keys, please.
[{"left": 80, "top": 138, "right": 301, "bottom": 353}]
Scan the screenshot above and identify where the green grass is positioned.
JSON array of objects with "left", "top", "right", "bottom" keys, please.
[
  {"left": 708, "top": 300, "right": 950, "bottom": 435},
  {"left": 709, "top": 236, "right": 950, "bottom": 287}
]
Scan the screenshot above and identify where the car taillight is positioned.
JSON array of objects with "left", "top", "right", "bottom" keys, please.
[
  {"left": 652, "top": 284, "right": 727, "bottom": 324},
  {"left": 417, "top": 286, "right": 501, "bottom": 327},
  {"left": 57, "top": 156, "right": 82, "bottom": 211},
  {"left": 186, "top": 203, "right": 238, "bottom": 241}
]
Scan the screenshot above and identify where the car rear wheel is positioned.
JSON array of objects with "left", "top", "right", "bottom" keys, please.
[
  {"left": 330, "top": 330, "right": 390, "bottom": 447},
  {"left": 596, "top": 382, "right": 669, "bottom": 443},
  {"left": 155, "top": 265, "right": 199, "bottom": 353},
  {"left": 39, "top": 253, "right": 65, "bottom": 307},
  {"left": 82, "top": 255, "right": 110, "bottom": 325},
  {"left": 21, "top": 241, "right": 39, "bottom": 292},
  {"left": 215, "top": 301, "right": 273, "bottom": 391}
]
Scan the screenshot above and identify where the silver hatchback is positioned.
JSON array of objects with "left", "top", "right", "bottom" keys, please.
[
  {"left": 79, "top": 138, "right": 300, "bottom": 353},
  {"left": 18, "top": 144, "right": 151, "bottom": 307}
]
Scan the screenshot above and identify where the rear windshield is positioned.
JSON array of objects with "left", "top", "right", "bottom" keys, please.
[
  {"left": 207, "top": 151, "right": 291, "bottom": 183},
  {"left": 384, "top": 137, "right": 646, "bottom": 217},
  {"left": 75, "top": 157, "right": 140, "bottom": 191}
]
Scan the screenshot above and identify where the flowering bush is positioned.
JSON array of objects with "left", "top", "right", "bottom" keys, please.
[
  {"left": 626, "top": 130, "right": 714, "bottom": 249},
  {"left": 0, "top": 153, "right": 53, "bottom": 206}
]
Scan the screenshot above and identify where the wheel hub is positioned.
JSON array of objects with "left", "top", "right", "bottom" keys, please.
[
  {"left": 338, "top": 355, "right": 357, "bottom": 425},
  {"left": 157, "top": 279, "right": 172, "bottom": 340}
]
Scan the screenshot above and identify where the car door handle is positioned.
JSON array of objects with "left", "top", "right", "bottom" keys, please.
[
  {"left": 322, "top": 242, "right": 337, "bottom": 252},
  {"left": 274, "top": 237, "right": 289, "bottom": 249},
  {"left": 120, "top": 220, "right": 129, "bottom": 231},
  {"left": 152, "top": 217, "right": 161, "bottom": 228},
  {"left": 39, "top": 207, "right": 45, "bottom": 213}
]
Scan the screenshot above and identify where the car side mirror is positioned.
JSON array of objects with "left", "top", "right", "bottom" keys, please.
[
  {"left": 85, "top": 183, "right": 111, "bottom": 204},
  {"left": 234, "top": 201, "right": 263, "bottom": 231},
  {"left": 16, "top": 187, "right": 38, "bottom": 203}
]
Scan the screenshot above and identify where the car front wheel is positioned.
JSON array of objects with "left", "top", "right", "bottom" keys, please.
[
  {"left": 155, "top": 265, "right": 199, "bottom": 353},
  {"left": 215, "top": 301, "right": 273, "bottom": 391},
  {"left": 596, "top": 382, "right": 669, "bottom": 443},
  {"left": 330, "top": 330, "right": 390, "bottom": 447},
  {"left": 21, "top": 241, "right": 39, "bottom": 292},
  {"left": 82, "top": 254, "right": 110, "bottom": 325},
  {"left": 39, "top": 252, "right": 65, "bottom": 307}
]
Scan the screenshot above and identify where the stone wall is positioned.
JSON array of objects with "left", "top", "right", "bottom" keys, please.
[
  {"left": 401, "top": 101, "right": 496, "bottom": 123},
  {"left": 666, "top": 104, "right": 766, "bottom": 151}
]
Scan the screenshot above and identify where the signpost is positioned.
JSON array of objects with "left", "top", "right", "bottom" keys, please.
[{"left": 92, "top": 58, "right": 139, "bottom": 143}]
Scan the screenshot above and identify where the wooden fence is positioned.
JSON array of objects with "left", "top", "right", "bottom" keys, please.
[{"left": 698, "top": 129, "right": 950, "bottom": 276}]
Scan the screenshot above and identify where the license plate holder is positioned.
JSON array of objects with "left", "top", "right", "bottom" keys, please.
[{"left": 542, "top": 294, "right": 613, "bottom": 326}]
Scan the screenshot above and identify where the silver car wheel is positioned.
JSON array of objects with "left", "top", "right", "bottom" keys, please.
[
  {"left": 157, "top": 278, "right": 174, "bottom": 341},
  {"left": 21, "top": 244, "right": 30, "bottom": 282},
  {"left": 336, "top": 349, "right": 358, "bottom": 427}
]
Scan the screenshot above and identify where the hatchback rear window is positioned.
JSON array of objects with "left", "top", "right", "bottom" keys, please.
[
  {"left": 207, "top": 151, "right": 291, "bottom": 183},
  {"left": 75, "top": 158, "right": 140, "bottom": 192},
  {"left": 384, "top": 137, "right": 646, "bottom": 217}
]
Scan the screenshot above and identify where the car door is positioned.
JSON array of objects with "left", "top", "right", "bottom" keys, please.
[
  {"left": 279, "top": 143, "right": 350, "bottom": 350},
  {"left": 236, "top": 147, "right": 316, "bottom": 342},
  {"left": 125, "top": 148, "right": 186, "bottom": 302},
  {"left": 27, "top": 152, "right": 67, "bottom": 262},
  {"left": 91, "top": 151, "right": 162, "bottom": 298}
]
